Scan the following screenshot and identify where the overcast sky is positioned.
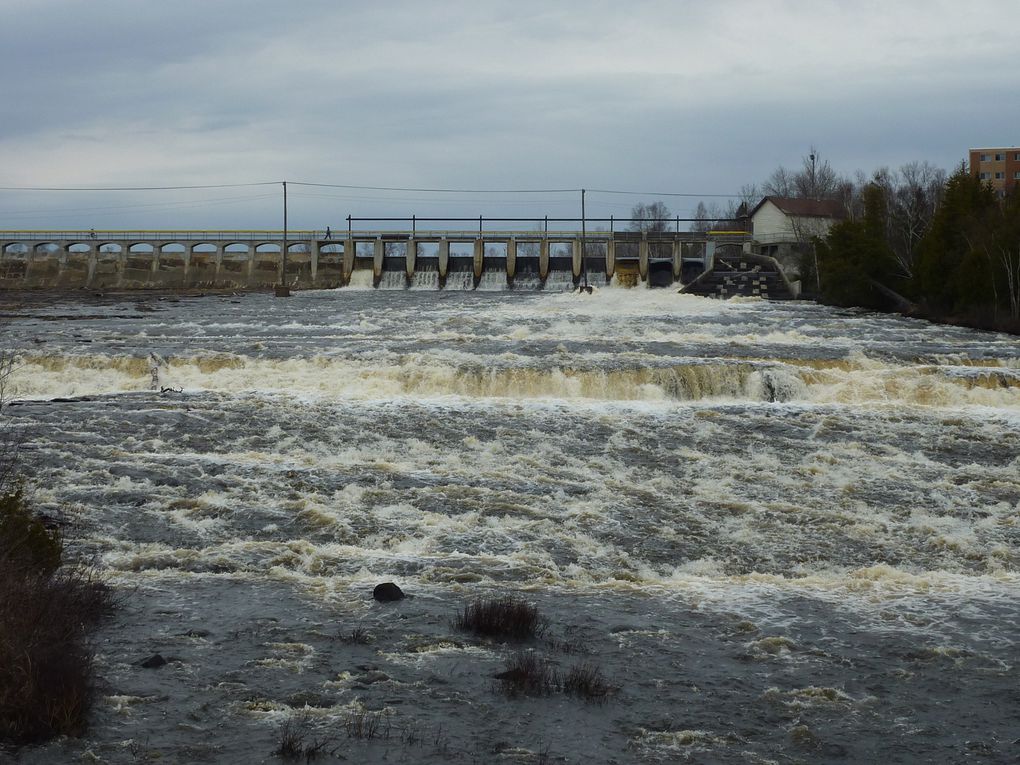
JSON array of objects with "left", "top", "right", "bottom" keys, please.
[{"left": 2, "top": 0, "right": 1018, "bottom": 230}]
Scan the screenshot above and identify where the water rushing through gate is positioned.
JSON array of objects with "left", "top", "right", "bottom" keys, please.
[{"left": 4, "top": 288, "right": 1019, "bottom": 764}]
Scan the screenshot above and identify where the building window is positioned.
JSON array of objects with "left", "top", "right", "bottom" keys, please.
[
  {"left": 980, "top": 154, "right": 990, "bottom": 161},
  {"left": 979, "top": 172, "right": 990, "bottom": 179},
  {"left": 995, "top": 172, "right": 1005, "bottom": 179},
  {"left": 1015, "top": 171, "right": 1020, "bottom": 179},
  {"left": 995, "top": 153, "right": 1005, "bottom": 161},
  {"left": 1015, "top": 153, "right": 1020, "bottom": 161}
]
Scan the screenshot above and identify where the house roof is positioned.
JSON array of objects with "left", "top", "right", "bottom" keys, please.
[{"left": 750, "top": 196, "right": 845, "bottom": 219}]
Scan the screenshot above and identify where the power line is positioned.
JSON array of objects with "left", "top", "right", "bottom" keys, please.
[
  {"left": 0, "top": 181, "right": 742, "bottom": 198},
  {"left": 588, "top": 188, "right": 738, "bottom": 198},
  {"left": 288, "top": 190, "right": 579, "bottom": 206},
  {"left": 288, "top": 181, "right": 580, "bottom": 194},
  {"left": 0, "top": 182, "right": 279, "bottom": 192},
  {"left": 291, "top": 182, "right": 740, "bottom": 197}
]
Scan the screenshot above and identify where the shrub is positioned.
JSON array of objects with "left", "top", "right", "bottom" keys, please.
[
  {"left": 274, "top": 718, "right": 306, "bottom": 759},
  {"left": 0, "top": 488, "right": 61, "bottom": 574},
  {"left": 493, "top": 652, "right": 558, "bottom": 697},
  {"left": 274, "top": 717, "right": 334, "bottom": 760},
  {"left": 562, "top": 662, "right": 614, "bottom": 703},
  {"left": 0, "top": 490, "right": 113, "bottom": 745},
  {"left": 455, "top": 596, "right": 544, "bottom": 641},
  {"left": 338, "top": 627, "right": 372, "bottom": 645},
  {"left": 493, "top": 653, "right": 618, "bottom": 703},
  {"left": 343, "top": 710, "right": 389, "bottom": 740}
]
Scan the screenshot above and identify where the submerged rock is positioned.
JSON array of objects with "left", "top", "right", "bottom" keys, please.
[
  {"left": 284, "top": 691, "right": 335, "bottom": 709},
  {"left": 373, "top": 582, "right": 405, "bottom": 602},
  {"left": 140, "top": 654, "right": 167, "bottom": 669}
]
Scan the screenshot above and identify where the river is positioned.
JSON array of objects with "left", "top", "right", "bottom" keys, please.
[{"left": 3, "top": 287, "right": 1019, "bottom": 764}]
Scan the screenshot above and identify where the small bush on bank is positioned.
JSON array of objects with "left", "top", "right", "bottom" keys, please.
[
  {"left": 455, "top": 596, "right": 544, "bottom": 641},
  {"left": 493, "top": 652, "right": 558, "bottom": 697},
  {"left": 0, "top": 489, "right": 113, "bottom": 746}
]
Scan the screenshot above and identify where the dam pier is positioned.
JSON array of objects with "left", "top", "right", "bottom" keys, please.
[{"left": 0, "top": 222, "right": 751, "bottom": 291}]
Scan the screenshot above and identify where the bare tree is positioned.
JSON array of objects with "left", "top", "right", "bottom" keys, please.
[
  {"left": 763, "top": 147, "right": 843, "bottom": 200},
  {"left": 796, "top": 147, "right": 842, "bottom": 199},
  {"left": 691, "top": 202, "right": 712, "bottom": 233},
  {"left": 629, "top": 202, "right": 672, "bottom": 233},
  {"left": 517, "top": 224, "right": 542, "bottom": 258},
  {"left": 870, "top": 161, "right": 946, "bottom": 279},
  {"left": 763, "top": 166, "right": 796, "bottom": 197},
  {"left": 0, "top": 351, "right": 18, "bottom": 496},
  {"left": 999, "top": 240, "right": 1020, "bottom": 322},
  {"left": 737, "top": 184, "right": 760, "bottom": 210},
  {"left": 692, "top": 201, "right": 738, "bottom": 232}
]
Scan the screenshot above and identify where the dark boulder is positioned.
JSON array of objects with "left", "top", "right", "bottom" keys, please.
[
  {"left": 373, "top": 582, "right": 405, "bottom": 602},
  {"left": 140, "top": 654, "right": 167, "bottom": 669}
]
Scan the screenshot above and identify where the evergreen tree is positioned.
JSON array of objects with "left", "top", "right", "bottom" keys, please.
[
  {"left": 913, "top": 166, "right": 998, "bottom": 314},
  {"left": 815, "top": 184, "right": 897, "bottom": 309}
]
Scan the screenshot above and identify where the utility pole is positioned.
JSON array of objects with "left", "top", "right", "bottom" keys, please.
[
  {"left": 276, "top": 180, "right": 291, "bottom": 297},
  {"left": 579, "top": 188, "right": 591, "bottom": 293},
  {"left": 809, "top": 153, "right": 820, "bottom": 293}
]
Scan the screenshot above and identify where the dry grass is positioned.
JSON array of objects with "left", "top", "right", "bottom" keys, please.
[
  {"left": 343, "top": 709, "right": 390, "bottom": 740},
  {"left": 338, "top": 627, "right": 373, "bottom": 645},
  {"left": 273, "top": 717, "right": 334, "bottom": 761},
  {"left": 562, "top": 662, "right": 614, "bottom": 703},
  {"left": 455, "top": 596, "right": 544, "bottom": 641}
]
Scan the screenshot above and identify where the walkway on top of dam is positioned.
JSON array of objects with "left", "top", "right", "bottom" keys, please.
[{"left": 0, "top": 224, "right": 748, "bottom": 247}]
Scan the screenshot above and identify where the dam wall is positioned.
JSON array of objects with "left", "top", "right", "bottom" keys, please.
[{"left": 0, "top": 230, "right": 745, "bottom": 290}]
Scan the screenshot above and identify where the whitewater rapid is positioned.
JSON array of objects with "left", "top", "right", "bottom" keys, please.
[{"left": 4, "top": 288, "right": 1019, "bottom": 764}]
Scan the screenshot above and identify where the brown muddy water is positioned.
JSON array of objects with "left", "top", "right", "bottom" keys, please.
[{"left": 2, "top": 287, "right": 1019, "bottom": 764}]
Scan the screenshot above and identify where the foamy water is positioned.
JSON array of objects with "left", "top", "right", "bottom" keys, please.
[{"left": 6, "top": 288, "right": 1019, "bottom": 764}]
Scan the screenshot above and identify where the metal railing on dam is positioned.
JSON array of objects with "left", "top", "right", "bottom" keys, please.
[{"left": 0, "top": 224, "right": 751, "bottom": 290}]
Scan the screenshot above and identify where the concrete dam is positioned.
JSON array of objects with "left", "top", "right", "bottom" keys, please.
[{"left": 0, "top": 228, "right": 749, "bottom": 291}]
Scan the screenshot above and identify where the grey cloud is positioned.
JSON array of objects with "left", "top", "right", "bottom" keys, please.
[{"left": 2, "top": 0, "right": 1019, "bottom": 229}]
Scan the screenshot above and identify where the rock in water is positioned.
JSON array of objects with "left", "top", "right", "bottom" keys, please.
[
  {"left": 373, "top": 582, "right": 405, "bottom": 602},
  {"left": 140, "top": 654, "right": 167, "bottom": 669}
]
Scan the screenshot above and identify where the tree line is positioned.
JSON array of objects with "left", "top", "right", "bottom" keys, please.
[
  {"left": 805, "top": 156, "right": 1019, "bottom": 332},
  {"left": 653, "top": 148, "right": 1018, "bottom": 332}
]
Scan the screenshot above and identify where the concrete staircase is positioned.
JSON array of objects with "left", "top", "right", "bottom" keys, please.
[{"left": 681, "top": 254, "right": 796, "bottom": 300}]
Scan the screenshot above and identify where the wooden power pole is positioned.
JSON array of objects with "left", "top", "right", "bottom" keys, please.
[{"left": 276, "top": 180, "right": 291, "bottom": 297}]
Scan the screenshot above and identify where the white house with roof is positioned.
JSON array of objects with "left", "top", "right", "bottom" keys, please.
[{"left": 749, "top": 196, "right": 845, "bottom": 285}]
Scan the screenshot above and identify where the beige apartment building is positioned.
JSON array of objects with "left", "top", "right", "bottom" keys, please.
[{"left": 969, "top": 147, "right": 1020, "bottom": 195}]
